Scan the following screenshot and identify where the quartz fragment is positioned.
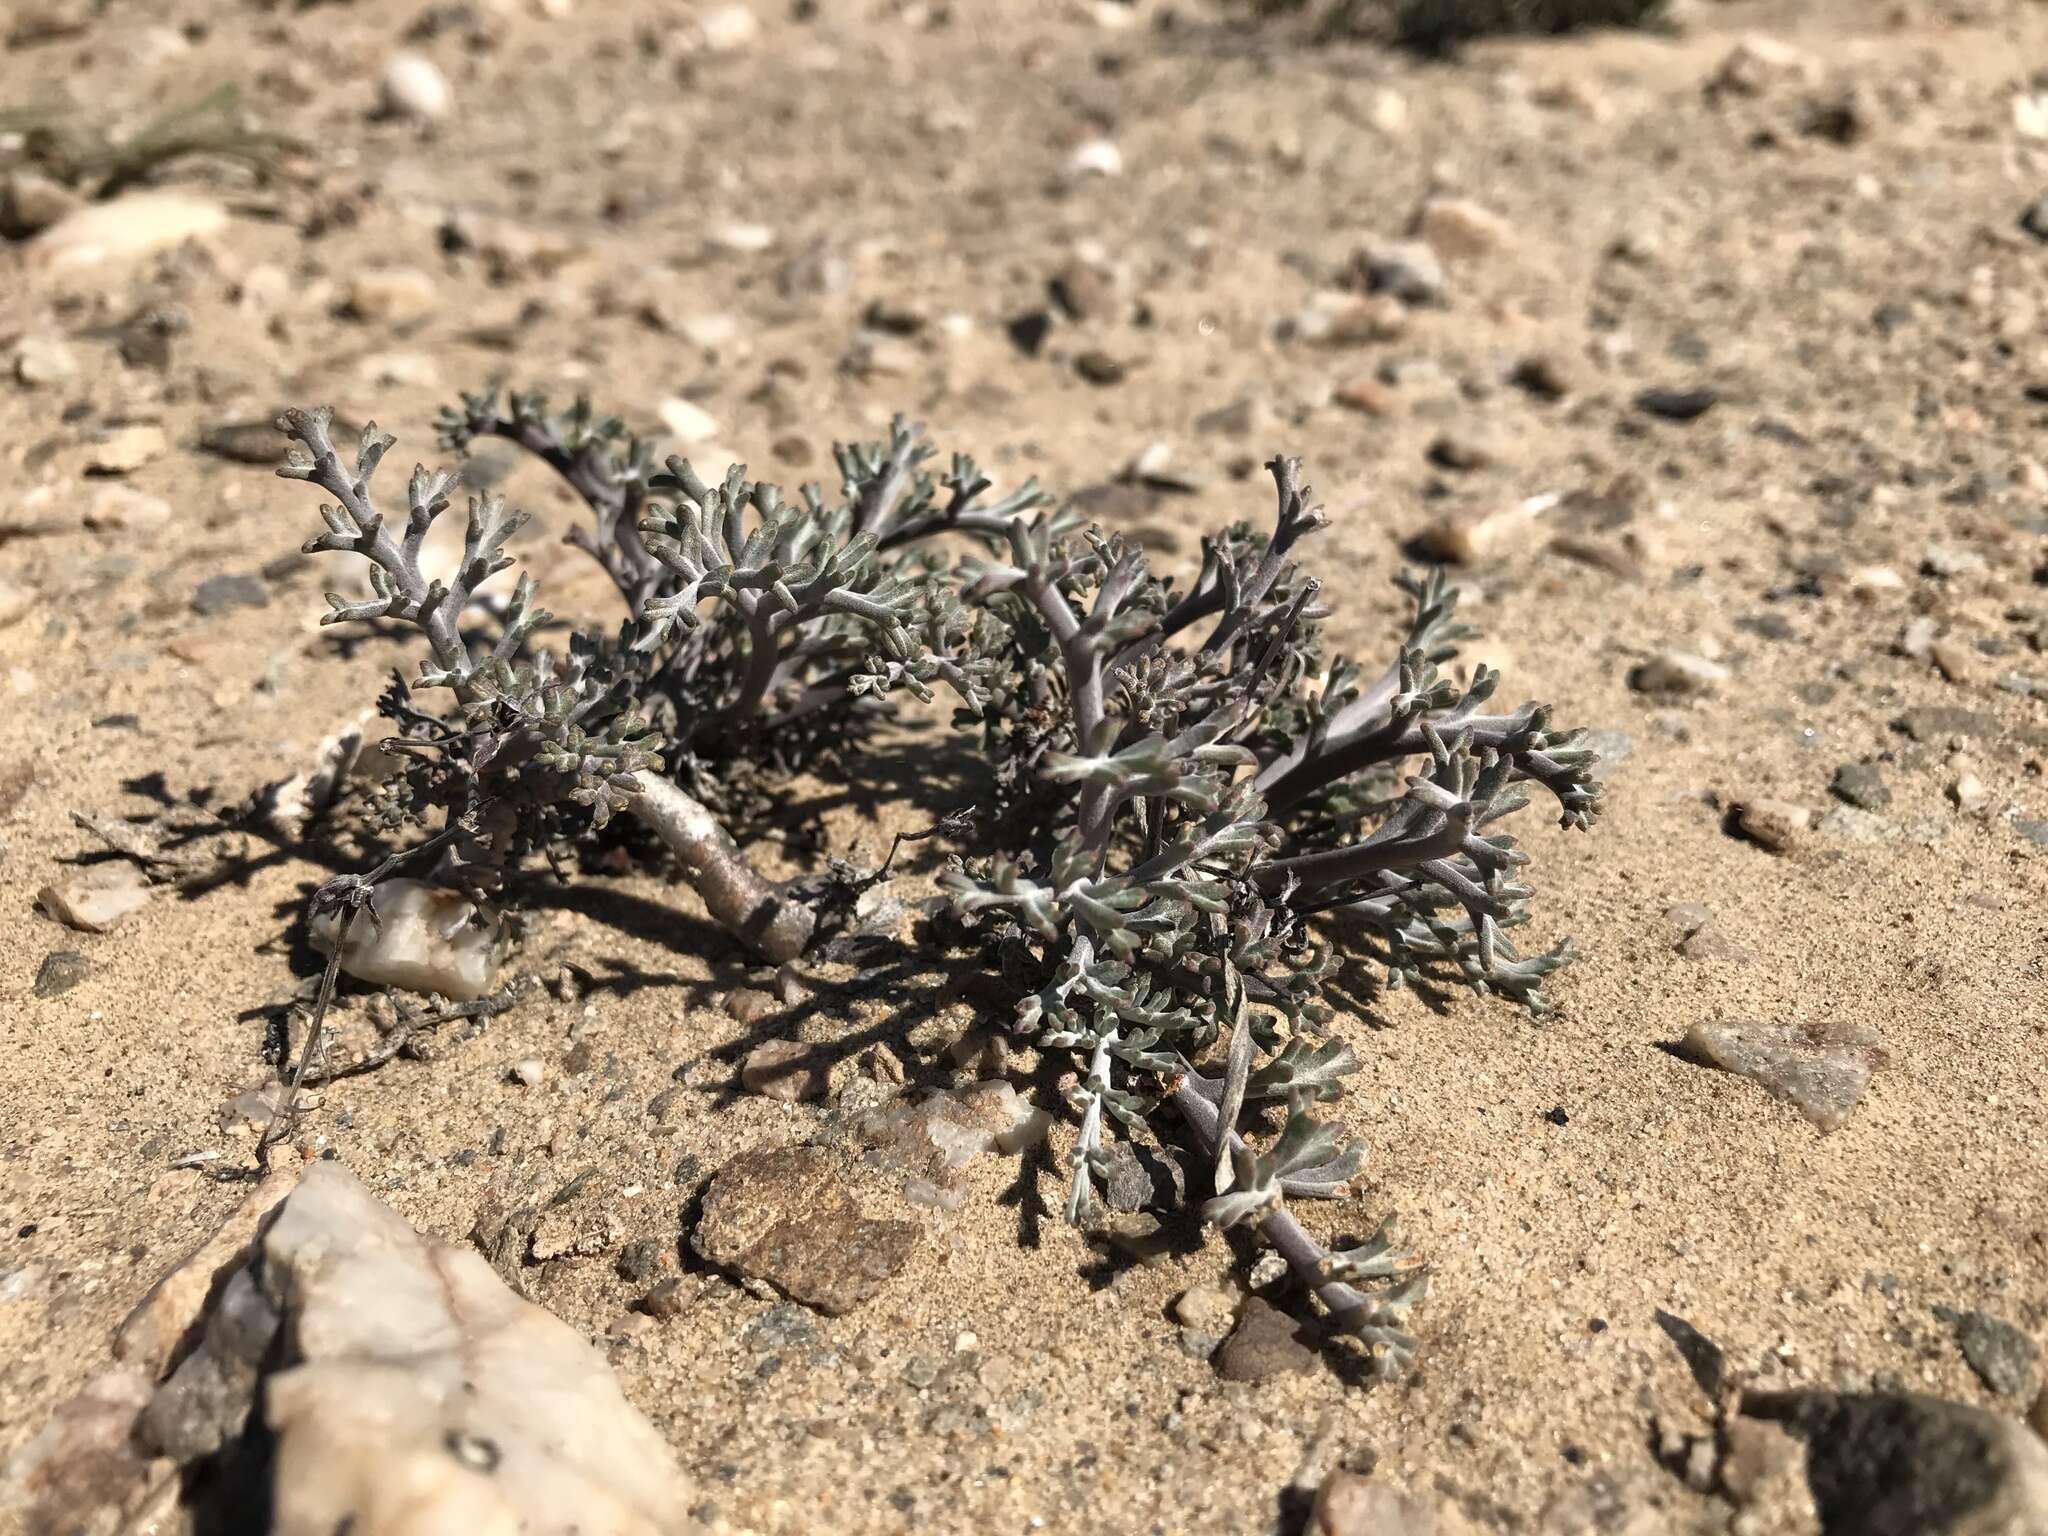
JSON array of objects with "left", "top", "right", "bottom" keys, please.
[
  {"left": 308, "top": 878, "right": 504, "bottom": 1000},
  {"left": 1679, "top": 1020, "right": 1885, "bottom": 1131}
]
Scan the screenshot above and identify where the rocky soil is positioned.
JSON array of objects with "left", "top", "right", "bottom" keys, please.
[{"left": 3, "top": 0, "right": 2047, "bottom": 1531}]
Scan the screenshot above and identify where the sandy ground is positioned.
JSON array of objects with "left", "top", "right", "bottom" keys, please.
[{"left": 2, "top": 0, "right": 2046, "bottom": 1530}]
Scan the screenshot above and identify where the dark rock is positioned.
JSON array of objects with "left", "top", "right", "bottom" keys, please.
[
  {"left": 692, "top": 1145, "right": 918, "bottom": 1316},
  {"left": 1955, "top": 1312, "right": 2040, "bottom": 1400},
  {"left": 614, "top": 1238, "right": 662, "bottom": 1284},
  {"left": 1635, "top": 386, "right": 1719, "bottom": 422},
  {"left": 1214, "top": 1297, "right": 1318, "bottom": 1383},
  {"left": 1355, "top": 238, "right": 1444, "bottom": 305},
  {"left": 1509, "top": 352, "right": 1573, "bottom": 401},
  {"left": 1074, "top": 350, "right": 1127, "bottom": 386},
  {"left": 191, "top": 573, "right": 269, "bottom": 616},
  {"left": 860, "top": 298, "right": 925, "bottom": 336},
  {"left": 1831, "top": 762, "right": 1891, "bottom": 811},
  {"left": 1006, "top": 310, "right": 1053, "bottom": 357},
  {"left": 1741, "top": 1389, "right": 2048, "bottom": 1535},
  {"left": 1100, "top": 1141, "right": 1186, "bottom": 1214},
  {"left": 2014, "top": 819, "right": 2048, "bottom": 849},
  {"left": 2021, "top": 195, "right": 2048, "bottom": 244},
  {"left": 34, "top": 950, "right": 89, "bottom": 998}
]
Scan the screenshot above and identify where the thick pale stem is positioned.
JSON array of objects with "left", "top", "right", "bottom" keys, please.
[
  {"left": 1169, "top": 1077, "right": 1370, "bottom": 1324},
  {"left": 630, "top": 773, "right": 815, "bottom": 963}
]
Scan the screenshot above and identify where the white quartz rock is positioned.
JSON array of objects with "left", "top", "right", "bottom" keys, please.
[
  {"left": 262, "top": 1165, "right": 694, "bottom": 1536},
  {"left": 308, "top": 878, "right": 504, "bottom": 1000}
]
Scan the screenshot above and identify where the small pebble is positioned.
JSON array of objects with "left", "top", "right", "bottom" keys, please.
[
  {"left": 1735, "top": 798, "right": 1812, "bottom": 852},
  {"left": 380, "top": 51, "right": 453, "bottom": 121},
  {"left": 510, "top": 1057, "right": 546, "bottom": 1088},
  {"left": 1636, "top": 386, "right": 1719, "bottom": 422},
  {"left": 740, "top": 1040, "right": 829, "bottom": 1103},
  {"left": 1629, "top": 651, "right": 1729, "bottom": 697}
]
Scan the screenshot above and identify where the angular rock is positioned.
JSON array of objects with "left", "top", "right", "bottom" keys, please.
[
  {"left": 308, "top": 878, "right": 505, "bottom": 1000},
  {"left": 1102, "top": 1140, "right": 1185, "bottom": 1212},
  {"left": 1416, "top": 492, "right": 1557, "bottom": 565},
  {"left": 0, "top": 1365, "right": 162, "bottom": 1536},
  {"left": 1171, "top": 1280, "right": 1242, "bottom": 1336},
  {"left": 692, "top": 1145, "right": 918, "bottom": 1315},
  {"left": 1741, "top": 1390, "right": 2048, "bottom": 1536},
  {"left": 1673, "top": 921, "right": 1754, "bottom": 966},
  {"left": 37, "top": 870, "right": 151, "bottom": 933},
  {"left": 115, "top": 1168, "right": 302, "bottom": 1381},
  {"left": 1831, "top": 762, "right": 1891, "bottom": 811},
  {"left": 1679, "top": 1020, "right": 1886, "bottom": 1132},
  {"left": 1412, "top": 196, "right": 1515, "bottom": 261},
  {"left": 1214, "top": 1296, "right": 1318, "bottom": 1383},
  {"left": 86, "top": 425, "right": 168, "bottom": 475},
  {"left": 859, "top": 1082, "right": 1052, "bottom": 1192},
  {"left": 1897, "top": 707, "right": 2002, "bottom": 744},
  {"left": 1734, "top": 797, "right": 1813, "bottom": 853},
  {"left": 8, "top": 1165, "right": 696, "bottom": 1536},
  {"left": 30, "top": 192, "right": 228, "bottom": 271},
  {"left": 1311, "top": 1471, "right": 1436, "bottom": 1536},
  {"left": 33, "top": 950, "right": 89, "bottom": 998},
  {"left": 740, "top": 1039, "right": 829, "bottom": 1103},
  {"left": 264, "top": 1165, "right": 691, "bottom": 1533},
  {"left": 1955, "top": 1312, "right": 2040, "bottom": 1401},
  {"left": 723, "top": 985, "right": 778, "bottom": 1025},
  {"left": 1356, "top": 237, "right": 1444, "bottom": 304},
  {"left": 1049, "top": 258, "right": 1109, "bottom": 320}
]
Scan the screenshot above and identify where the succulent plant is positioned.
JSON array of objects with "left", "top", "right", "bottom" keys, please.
[
  {"left": 935, "top": 456, "right": 1601, "bottom": 1371},
  {"left": 277, "top": 391, "right": 1604, "bottom": 1374}
]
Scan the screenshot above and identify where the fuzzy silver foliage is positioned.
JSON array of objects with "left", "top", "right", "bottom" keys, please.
[
  {"left": 937, "top": 457, "right": 1603, "bottom": 1374},
  {"left": 280, "top": 390, "right": 1606, "bottom": 1376}
]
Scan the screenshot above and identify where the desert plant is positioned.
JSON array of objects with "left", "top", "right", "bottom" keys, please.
[
  {"left": 277, "top": 392, "right": 1603, "bottom": 1374},
  {"left": 277, "top": 397, "right": 1043, "bottom": 961},
  {"left": 934, "top": 457, "right": 1600, "bottom": 1371}
]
